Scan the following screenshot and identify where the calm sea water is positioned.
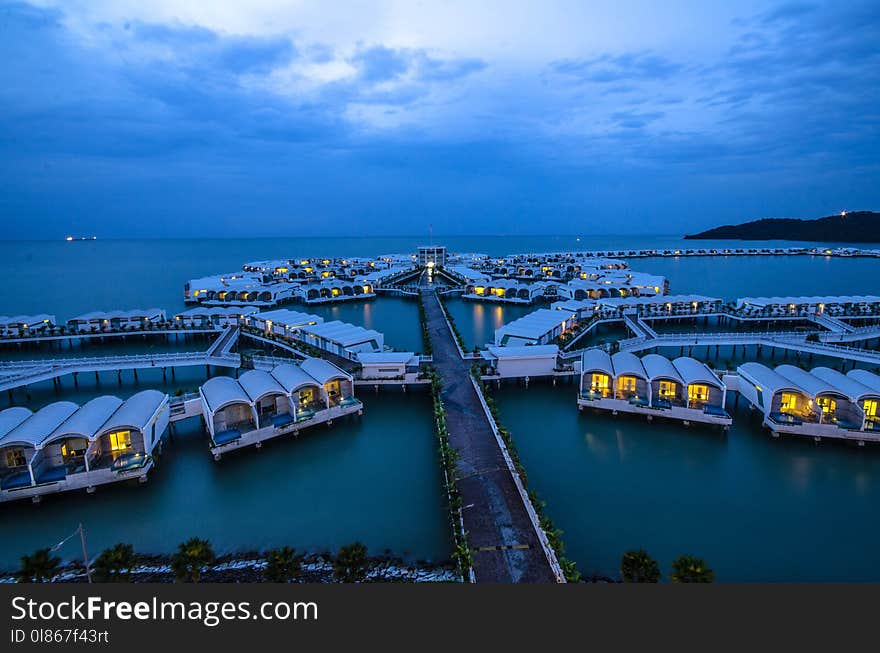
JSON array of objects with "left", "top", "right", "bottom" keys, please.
[
  {"left": 494, "top": 382, "right": 880, "bottom": 582},
  {"left": 1, "top": 236, "right": 879, "bottom": 578},
  {"left": 0, "top": 382, "right": 450, "bottom": 571}
]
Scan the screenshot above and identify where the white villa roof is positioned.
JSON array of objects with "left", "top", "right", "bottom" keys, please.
[
  {"left": 270, "top": 363, "right": 320, "bottom": 392},
  {"left": 68, "top": 308, "right": 165, "bottom": 322},
  {"left": 484, "top": 345, "right": 559, "bottom": 360},
  {"left": 102, "top": 390, "right": 167, "bottom": 433},
  {"left": 252, "top": 309, "right": 323, "bottom": 328},
  {"left": 47, "top": 396, "right": 124, "bottom": 444},
  {"left": 738, "top": 362, "right": 807, "bottom": 397},
  {"left": 301, "top": 321, "right": 383, "bottom": 348},
  {"left": 581, "top": 348, "right": 613, "bottom": 375},
  {"left": 201, "top": 377, "right": 252, "bottom": 413},
  {"left": 1, "top": 401, "right": 79, "bottom": 448},
  {"left": 0, "top": 314, "right": 56, "bottom": 326},
  {"left": 176, "top": 305, "right": 259, "bottom": 318},
  {"left": 847, "top": 369, "right": 880, "bottom": 394},
  {"left": 775, "top": 365, "right": 843, "bottom": 399},
  {"left": 301, "top": 358, "right": 351, "bottom": 385},
  {"left": 811, "top": 367, "right": 880, "bottom": 402},
  {"left": 672, "top": 357, "right": 724, "bottom": 389},
  {"left": 611, "top": 352, "right": 648, "bottom": 380},
  {"left": 738, "top": 295, "right": 880, "bottom": 307},
  {"left": 356, "top": 352, "right": 419, "bottom": 365},
  {"left": 238, "top": 370, "right": 287, "bottom": 403},
  {"left": 496, "top": 309, "right": 573, "bottom": 341},
  {"left": 0, "top": 407, "right": 33, "bottom": 441},
  {"left": 642, "top": 354, "right": 684, "bottom": 384}
]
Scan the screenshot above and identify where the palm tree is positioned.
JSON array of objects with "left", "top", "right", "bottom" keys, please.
[
  {"left": 670, "top": 554, "right": 715, "bottom": 583},
  {"left": 264, "top": 546, "right": 304, "bottom": 583},
  {"left": 333, "top": 542, "right": 369, "bottom": 583},
  {"left": 620, "top": 549, "right": 660, "bottom": 583},
  {"left": 171, "top": 537, "right": 215, "bottom": 583},
  {"left": 93, "top": 543, "right": 136, "bottom": 582},
  {"left": 18, "top": 548, "right": 61, "bottom": 583}
]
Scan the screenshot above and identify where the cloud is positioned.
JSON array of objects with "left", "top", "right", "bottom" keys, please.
[{"left": 550, "top": 52, "right": 682, "bottom": 84}]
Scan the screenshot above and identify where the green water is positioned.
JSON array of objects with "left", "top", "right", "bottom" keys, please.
[{"left": 494, "top": 382, "right": 880, "bottom": 581}]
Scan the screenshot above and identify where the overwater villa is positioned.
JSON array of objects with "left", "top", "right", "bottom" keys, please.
[
  {"left": 245, "top": 309, "right": 384, "bottom": 359},
  {"left": 0, "top": 314, "right": 56, "bottom": 337},
  {"left": 67, "top": 308, "right": 167, "bottom": 333},
  {"left": 199, "top": 360, "right": 361, "bottom": 459},
  {"left": 734, "top": 295, "right": 880, "bottom": 318},
  {"left": 173, "top": 305, "right": 259, "bottom": 329},
  {"left": 356, "top": 352, "right": 422, "bottom": 381},
  {"left": 811, "top": 368, "right": 880, "bottom": 433},
  {"left": 494, "top": 308, "right": 578, "bottom": 346},
  {"left": 554, "top": 295, "right": 722, "bottom": 321},
  {"left": 480, "top": 345, "right": 561, "bottom": 379},
  {"left": 845, "top": 370, "right": 880, "bottom": 432},
  {"left": 736, "top": 362, "right": 880, "bottom": 442},
  {"left": 297, "top": 279, "right": 376, "bottom": 303},
  {"left": 578, "top": 351, "right": 731, "bottom": 427},
  {"left": 0, "top": 390, "right": 169, "bottom": 503}
]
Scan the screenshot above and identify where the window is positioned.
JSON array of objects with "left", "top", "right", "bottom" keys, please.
[
  {"left": 618, "top": 376, "right": 636, "bottom": 393},
  {"left": 659, "top": 380, "right": 677, "bottom": 398},
  {"left": 864, "top": 399, "right": 878, "bottom": 418},
  {"left": 688, "top": 384, "right": 709, "bottom": 403},
  {"left": 5, "top": 448, "right": 26, "bottom": 467},
  {"left": 780, "top": 392, "right": 799, "bottom": 413},
  {"left": 591, "top": 373, "right": 610, "bottom": 393},
  {"left": 61, "top": 439, "right": 87, "bottom": 459},
  {"left": 817, "top": 396, "right": 837, "bottom": 415},
  {"left": 109, "top": 430, "right": 132, "bottom": 452}
]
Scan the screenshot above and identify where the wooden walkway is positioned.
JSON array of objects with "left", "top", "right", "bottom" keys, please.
[{"left": 421, "top": 288, "right": 557, "bottom": 583}]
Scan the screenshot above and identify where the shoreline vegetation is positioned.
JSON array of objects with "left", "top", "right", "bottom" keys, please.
[
  {"left": 685, "top": 210, "right": 880, "bottom": 242},
  {"left": 5, "top": 544, "right": 459, "bottom": 584}
]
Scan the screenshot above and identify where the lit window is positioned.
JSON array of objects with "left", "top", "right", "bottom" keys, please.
[
  {"left": 864, "top": 399, "right": 878, "bottom": 417},
  {"left": 618, "top": 376, "right": 637, "bottom": 392},
  {"left": 817, "top": 396, "right": 837, "bottom": 414},
  {"left": 780, "top": 392, "right": 799, "bottom": 413},
  {"left": 688, "top": 384, "right": 709, "bottom": 402},
  {"left": 109, "top": 431, "right": 132, "bottom": 452},
  {"left": 591, "top": 373, "right": 610, "bottom": 394},
  {"left": 659, "top": 380, "right": 677, "bottom": 398}
]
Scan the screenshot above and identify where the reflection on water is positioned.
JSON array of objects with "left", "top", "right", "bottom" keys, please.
[{"left": 494, "top": 381, "right": 880, "bottom": 581}]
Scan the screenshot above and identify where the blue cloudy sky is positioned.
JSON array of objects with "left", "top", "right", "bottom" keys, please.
[{"left": 1, "top": 0, "right": 878, "bottom": 238}]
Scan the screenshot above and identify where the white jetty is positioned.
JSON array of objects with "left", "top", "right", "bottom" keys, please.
[
  {"left": 578, "top": 350, "right": 731, "bottom": 428},
  {"left": 737, "top": 363, "right": 880, "bottom": 443},
  {"left": 0, "top": 390, "right": 169, "bottom": 503},
  {"left": 199, "top": 360, "right": 362, "bottom": 459}
]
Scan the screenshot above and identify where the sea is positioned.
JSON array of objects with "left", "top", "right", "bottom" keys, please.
[{"left": 0, "top": 234, "right": 878, "bottom": 580}]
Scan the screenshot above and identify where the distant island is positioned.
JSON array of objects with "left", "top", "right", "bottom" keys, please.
[{"left": 685, "top": 210, "right": 880, "bottom": 243}]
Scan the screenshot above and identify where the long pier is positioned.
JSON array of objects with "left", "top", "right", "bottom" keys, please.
[{"left": 421, "top": 288, "right": 560, "bottom": 583}]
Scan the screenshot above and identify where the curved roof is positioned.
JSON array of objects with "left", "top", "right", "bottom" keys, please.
[
  {"left": 775, "top": 365, "right": 844, "bottom": 399},
  {"left": 46, "top": 396, "right": 124, "bottom": 445},
  {"left": 738, "top": 362, "right": 806, "bottom": 397},
  {"left": 0, "top": 407, "right": 33, "bottom": 441},
  {"left": 672, "top": 357, "right": 723, "bottom": 389},
  {"left": 611, "top": 352, "right": 648, "bottom": 380},
  {"left": 642, "top": 354, "right": 683, "bottom": 384},
  {"left": 200, "top": 377, "right": 252, "bottom": 413},
  {"left": 101, "top": 390, "right": 167, "bottom": 433},
  {"left": 847, "top": 369, "right": 880, "bottom": 394},
  {"left": 812, "top": 367, "right": 880, "bottom": 402},
  {"left": 238, "top": 369, "right": 286, "bottom": 403},
  {"left": 581, "top": 348, "right": 613, "bottom": 375},
  {"left": 1, "top": 401, "right": 78, "bottom": 448},
  {"left": 301, "top": 358, "right": 351, "bottom": 385},
  {"left": 271, "top": 363, "right": 320, "bottom": 392}
]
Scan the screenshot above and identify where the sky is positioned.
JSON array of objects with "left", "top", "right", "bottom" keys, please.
[{"left": 0, "top": 0, "right": 878, "bottom": 239}]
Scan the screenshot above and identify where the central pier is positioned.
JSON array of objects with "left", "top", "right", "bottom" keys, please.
[{"left": 421, "top": 288, "right": 558, "bottom": 582}]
